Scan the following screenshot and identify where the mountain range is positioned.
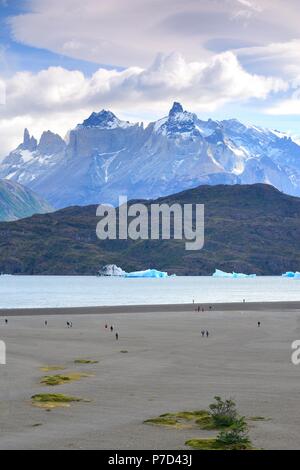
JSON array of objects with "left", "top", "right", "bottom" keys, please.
[
  {"left": 0, "top": 183, "right": 299, "bottom": 275},
  {"left": 1, "top": 102, "right": 300, "bottom": 210},
  {"left": 0, "top": 179, "right": 52, "bottom": 222}
]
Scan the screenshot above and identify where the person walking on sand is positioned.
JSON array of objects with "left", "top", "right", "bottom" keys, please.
[
  {"left": 110, "top": 325, "right": 114, "bottom": 332},
  {"left": 45, "top": 320, "right": 48, "bottom": 326},
  {"left": 206, "top": 330, "right": 209, "bottom": 338},
  {"left": 105, "top": 324, "right": 108, "bottom": 329},
  {"left": 258, "top": 321, "right": 261, "bottom": 327},
  {"left": 5, "top": 319, "right": 7, "bottom": 325},
  {"left": 201, "top": 330, "right": 205, "bottom": 337},
  {"left": 116, "top": 333, "right": 119, "bottom": 340}
]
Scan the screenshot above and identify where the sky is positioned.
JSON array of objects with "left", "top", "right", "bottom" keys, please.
[{"left": 1, "top": 0, "right": 300, "bottom": 157}]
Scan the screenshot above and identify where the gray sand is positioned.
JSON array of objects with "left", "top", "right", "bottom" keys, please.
[{"left": 0, "top": 305, "right": 299, "bottom": 449}]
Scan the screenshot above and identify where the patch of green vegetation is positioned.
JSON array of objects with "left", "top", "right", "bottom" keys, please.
[
  {"left": 170, "top": 410, "right": 208, "bottom": 421},
  {"left": 145, "top": 397, "right": 260, "bottom": 450},
  {"left": 144, "top": 406, "right": 239, "bottom": 431},
  {"left": 31, "top": 393, "right": 84, "bottom": 409},
  {"left": 40, "top": 372, "right": 91, "bottom": 386},
  {"left": 144, "top": 399, "right": 246, "bottom": 432},
  {"left": 145, "top": 416, "right": 178, "bottom": 427},
  {"left": 40, "top": 365, "right": 65, "bottom": 372},
  {"left": 74, "top": 359, "right": 99, "bottom": 364},
  {"left": 195, "top": 414, "right": 217, "bottom": 430},
  {"left": 209, "top": 396, "right": 238, "bottom": 428},
  {"left": 145, "top": 410, "right": 211, "bottom": 429},
  {"left": 185, "top": 438, "right": 253, "bottom": 451},
  {"left": 120, "top": 350, "right": 128, "bottom": 354}
]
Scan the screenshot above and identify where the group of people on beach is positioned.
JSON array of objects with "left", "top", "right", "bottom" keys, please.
[
  {"left": 43, "top": 319, "right": 120, "bottom": 339},
  {"left": 195, "top": 305, "right": 213, "bottom": 312},
  {"left": 43, "top": 320, "right": 72, "bottom": 328},
  {"left": 201, "top": 330, "right": 210, "bottom": 338},
  {"left": 105, "top": 323, "right": 119, "bottom": 340},
  {"left": 2, "top": 317, "right": 122, "bottom": 340}
]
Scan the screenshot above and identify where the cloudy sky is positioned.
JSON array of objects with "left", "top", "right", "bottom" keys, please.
[{"left": 1, "top": 0, "right": 300, "bottom": 157}]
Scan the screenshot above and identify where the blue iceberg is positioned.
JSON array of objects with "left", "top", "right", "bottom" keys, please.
[
  {"left": 125, "top": 269, "right": 169, "bottom": 278},
  {"left": 212, "top": 269, "right": 256, "bottom": 278},
  {"left": 282, "top": 271, "right": 300, "bottom": 279},
  {"left": 98, "top": 264, "right": 172, "bottom": 278}
]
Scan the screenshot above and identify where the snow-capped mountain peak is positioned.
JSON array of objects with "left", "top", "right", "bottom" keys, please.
[
  {"left": 169, "top": 101, "right": 184, "bottom": 116},
  {"left": 154, "top": 101, "right": 198, "bottom": 136},
  {"left": 2, "top": 102, "right": 300, "bottom": 210},
  {"left": 78, "top": 109, "right": 133, "bottom": 130}
]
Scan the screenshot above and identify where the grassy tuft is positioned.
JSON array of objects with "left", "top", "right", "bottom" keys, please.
[
  {"left": 40, "top": 372, "right": 91, "bottom": 386},
  {"left": 145, "top": 416, "right": 178, "bottom": 426},
  {"left": 40, "top": 365, "right": 66, "bottom": 372},
  {"left": 144, "top": 410, "right": 211, "bottom": 429},
  {"left": 31, "top": 393, "right": 84, "bottom": 409},
  {"left": 185, "top": 438, "right": 253, "bottom": 451}
]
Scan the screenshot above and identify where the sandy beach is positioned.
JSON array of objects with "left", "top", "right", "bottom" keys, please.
[{"left": 0, "top": 303, "right": 299, "bottom": 449}]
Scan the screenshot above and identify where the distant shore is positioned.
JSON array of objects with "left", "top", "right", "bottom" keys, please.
[{"left": 1, "top": 300, "right": 300, "bottom": 316}]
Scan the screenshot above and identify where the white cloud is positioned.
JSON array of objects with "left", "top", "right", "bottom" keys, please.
[
  {"left": 0, "top": 51, "right": 287, "bottom": 157},
  {"left": 8, "top": 0, "right": 300, "bottom": 68},
  {"left": 236, "top": 39, "right": 300, "bottom": 79},
  {"left": 266, "top": 87, "right": 300, "bottom": 115},
  {"left": 1, "top": 51, "right": 286, "bottom": 118}
]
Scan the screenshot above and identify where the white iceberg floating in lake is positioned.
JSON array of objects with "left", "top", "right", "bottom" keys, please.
[
  {"left": 282, "top": 271, "right": 300, "bottom": 279},
  {"left": 212, "top": 269, "right": 256, "bottom": 278},
  {"left": 98, "top": 264, "right": 126, "bottom": 276},
  {"left": 98, "top": 265, "right": 172, "bottom": 278}
]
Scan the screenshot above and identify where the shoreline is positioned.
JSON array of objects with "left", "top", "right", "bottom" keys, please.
[{"left": 1, "top": 300, "right": 300, "bottom": 316}]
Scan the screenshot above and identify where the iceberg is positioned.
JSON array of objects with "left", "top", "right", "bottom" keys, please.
[
  {"left": 98, "top": 264, "right": 126, "bottom": 277},
  {"left": 282, "top": 271, "right": 300, "bottom": 279},
  {"left": 98, "top": 265, "right": 172, "bottom": 278},
  {"left": 212, "top": 269, "right": 256, "bottom": 278},
  {"left": 125, "top": 269, "right": 169, "bottom": 278}
]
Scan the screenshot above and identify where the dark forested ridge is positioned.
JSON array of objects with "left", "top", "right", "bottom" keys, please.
[{"left": 0, "top": 183, "right": 299, "bottom": 275}]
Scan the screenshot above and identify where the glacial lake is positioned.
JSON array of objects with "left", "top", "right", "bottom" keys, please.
[{"left": 0, "top": 275, "right": 299, "bottom": 309}]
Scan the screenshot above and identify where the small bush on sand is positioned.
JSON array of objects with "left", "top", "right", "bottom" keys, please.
[
  {"left": 209, "top": 396, "right": 238, "bottom": 428},
  {"left": 216, "top": 417, "right": 251, "bottom": 449}
]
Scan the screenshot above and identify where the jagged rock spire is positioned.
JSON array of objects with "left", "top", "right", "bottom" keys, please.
[
  {"left": 169, "top": 102, "right": 184, "bottom": 117},
  {"left": 22, "top": 128, "right": 37, "bottom": 152}
]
